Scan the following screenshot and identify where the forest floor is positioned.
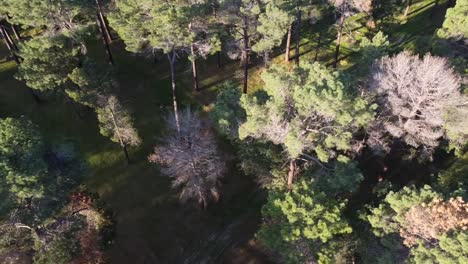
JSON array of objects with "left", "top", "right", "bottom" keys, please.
[{"left": 0, "top": 0, "right": 448, "bottom": 263}]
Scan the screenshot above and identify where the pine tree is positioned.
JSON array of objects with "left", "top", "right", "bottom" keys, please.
[
  {"left": 239, "top": 62, "right": 374, "bottom": 187},
  {"left": 257, "top": 180, "right": 352, "bottom": 263},
  {"left": 96, "top": 95, "right": 141, "bottom": 164},
  {"left": 0, "top": 117, "right": 47, "bottom": 212}
]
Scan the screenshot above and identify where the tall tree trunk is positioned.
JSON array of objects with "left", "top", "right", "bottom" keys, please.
[
  {"left": 190, "top": 44, "right": 199, "bottom": 91},
  {"left": 189, "top": 23, "right": 199, "bottom": 91},
  {"left": 333, "top": 14, "right": 345, "bottom": 68},
  {"left": 0, "top": 25, "right": 19, "bottom": 64},
  {"left": 95, "top": 0, "right": 112, "bottom": 43},
  {"left": 287, "top": 159, "right": 296, "bottom": 190},
  {"left": 431, "top": 0, "right": 440, "bottom": 18},
  {"left": 314, "top": 30, "right": 322, "bottom": 62},
  {"left": 96, "top": 15, "right": 114, "bottom": 65},
  {"left": 294, "top": 10, "right": 302, "bottom": 66},
  {"left": 264, "top": 50, "right": 270, "bottom": 66},
  {"left": 217, "top": 51, "right": 222, "bottom": 68},
  {"left": 242, "top": 18, "right": 249, "bottom": 94},
  {"left": 212, "top": 1, "right": 218, "bottom": 18},
  {"left": 123, "top": 144, "right": 130, "bottom": 164},
  {"left": 285, "top": 25, "right": 292, "bottom": 63},
  {"left": 403, "top": 0, "right": 413, "bottom": 18},
  {"left": 2, "top": 25, "right": 18, "bottom": 51},
  {"left": 168, "top": 51, "right": 181, "bottom": 132},
  {"left": 10, "top": 24, "right": 21, "bottom": 41}
]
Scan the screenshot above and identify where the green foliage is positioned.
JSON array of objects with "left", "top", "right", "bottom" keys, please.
[
  {"left": 33, "top": 236, "right": 80, "bottom": 264},
  {"left": 252, "top": 2, "right": 293, "bottom": 53},
  {"left": 437, "top": 0, "right": 468, "bottom": 40},
  {"left": 258, "top": 180, "right": 352, "bottom": 263},
  {"left": 239, "top": 62, "right": 375, "bottom": 160},
  {"left": 411, "top": 231, "right": 468, "bottom": 264},
  {"left": 437, "top": 152, "right": 468, "bottom": 196},
  {"left": 355, "top": 31, "right": 389, "bottom": 76},
  {"left": 96, "top": 96, "right": 141, "bottom": 148},
  {"left": 237, "top": 140, "right": 286, "bottom": 188},
  {"left": 0, "top": 0, "right": 91, "bottom": 29},
  {"left": 443, "top": 105, "right": 468, "bottom": 156},
  {"left": 0, "top": 117, "right": 47, "bottom": 211},
  {"left": 109, "top": 0, "right": 216, "bottom": 54},
  {"left": 16, "top": 35, "right": 79, "bottom": 92},
  {"left": 367, "top": 185, "right": 440, "bottom": 236},
  {"left": 317, "top": 155, "right": 364, "bottom": 195},
  {"left": 210, "top": 82, "right": 246, "bottom": 138},
  {"left": 68, "top": 58, "right": 115, "bottom": 108}
]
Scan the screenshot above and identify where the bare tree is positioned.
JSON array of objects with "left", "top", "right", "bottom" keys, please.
[
  {"left": 148, "top": 109, "right": 226, "bottom": 208},
  {"left": 96, "top": 95, "right": 141, "bottom": 164},
  {"left": 369, "top": 51, "right": 463, "bottom": 150}
]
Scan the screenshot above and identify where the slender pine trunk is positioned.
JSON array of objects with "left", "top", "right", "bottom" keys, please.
[
  {"left": 264, "top": 50, "right": 270, "bottom": 66},
  {"left": 168, "top": 51, "right": 180, "bottom": 132},
  {"left": 294, "top": 10, "right": 302, "bottom": 66},
  {"left": 96, "top": 15, "right": 114, "bottom": 65},
  {"left": 10, "top": 24, "right": 21, "bottom": 41},
  {"left": 0, "top": 25, "right": 19, "bottom": 64},
  {"left": 191, "top": 44, "right": 199, "bottom": 91},
  {"left": 123, "top": 144, "right": 130, "bottom": 164},
  {"left": 285, "top": 25, "right": 292, "bottom": 63},
  {"left": 287, "top": 159, "right": 296, "bottom": 190},
  {"left": 2, "top": 25, "right": 18, "bottom": 51},
  {"left": 403, "top": 0, "right": 413, "bottom": 18},
  {"left": 95, "top": 0, "right": 112, "bottom": 43},
  {"left": 242, "top": 18, "right": 249, "bottom": 94},
  {"left": 431, "top": 0, "right": 440, "bottom": 18},
  {"left": 314, "top": 30, "right": 322, "bottom": 62},
  {"left": 217, "top": 51, "right": 222, "bottom": 68},
  {"left": 333, "top": 14, "right": 345, "bottom": 68},
  {"left": 189, "top": 23, "right": 199, "bottom": 91}
]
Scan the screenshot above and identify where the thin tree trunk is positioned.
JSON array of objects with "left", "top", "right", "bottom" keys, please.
[
  {"left": 333, "top": 14, "right": 345, "bottom": 68},
  {"left": 189, "top": 23, "right": 199, "bottom": 91},
  {"left": 107, "top": 100, "right": 130, "bottom": 165},
  {"left": 217, "top": 51, "right": 222, "bottom": 68},
  {"left": 10, "top": 24, "right": 21, "bottom": 41},
  {"left": 287, "top": 159, "right": 296, "bottom": 190},
  {"left": 431, "top": 0, "right": 439, "bottom": 18},
  {"left": 285, "top": 25, "right": 292, "bottom": 63},
  {"left": 404, "top": 0, "right": 413, "bottom": 18},
  {"left": 123, "top": 144, "right": 130, "bottom": 164},
  {"left": 168, "top": 51, "right": 181, "bottom": 132},
  {"left": 242, "top": 18, "right": 249, "bottom": 94},
  {"left": 314, "top": 30, "right": 322, "bottom": 62},
  {"left": 96, "top": 15, "right": 114, "bottom": 65},
  {"left": 212, "top": 1, "right": 218, "bottom": 18},
  {"left": 95, "top": 0, "right": 112, "bottom": 43},
  {"left": 2, "top": 25, "right": 18, "bottom": 51},
  {"left": 294, "top": 10, "right": 302, "bottom": 66},
  {"left": 0, "top": 25, "right": 19, "bottom": 64},
  {"left": 264, "top": 50, "right": 270, "bottom": 66},
  {"left": 190, "top": 44, "right": 199, "bottom": 91}
]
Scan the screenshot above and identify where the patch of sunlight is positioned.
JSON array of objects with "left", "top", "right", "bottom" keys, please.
[
  {"left": 0, "top": 60, "right": 16, "bottom": 73},
  {"left": 86, "top": 150, "right": 123, "bottom": 169}
]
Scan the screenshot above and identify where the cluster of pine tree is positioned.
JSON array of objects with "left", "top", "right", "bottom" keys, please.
[{"left": 0, "top": 0, "right": 466, "bottom": 263}]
